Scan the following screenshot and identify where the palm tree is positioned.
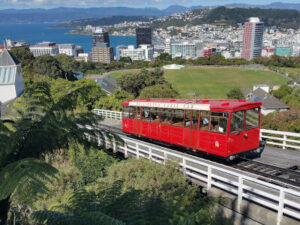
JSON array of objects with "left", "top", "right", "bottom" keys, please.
[{"left": 0, "top": 81, "right": 112, "bottom": 225}]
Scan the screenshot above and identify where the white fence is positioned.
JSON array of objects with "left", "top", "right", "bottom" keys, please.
[
  {"left": 94, "top": 109, "right": 122, "bottom": 120},
  {"left": 261, "top": 129, "right": 300, "bottom": 150},
  {"left": 93, "top": 109, "right": 300, "bottom": 151},
  {"left": 93, "top": 133, "right": 300, "bottom": 225}
]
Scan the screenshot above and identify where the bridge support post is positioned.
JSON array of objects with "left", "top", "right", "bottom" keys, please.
[
  {"left": 237, "top": 176, "right": 243, "bottom": 211},
  {"left": 277, "top": 189, "right": 285, "bottom": 225},
  {"left": 207, "top": 167, "right": 212, "bottom": 190}
]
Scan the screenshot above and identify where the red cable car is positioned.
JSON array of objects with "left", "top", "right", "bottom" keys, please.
[{"left": 121, "top": 99, "right": 265, "bottom": 160}]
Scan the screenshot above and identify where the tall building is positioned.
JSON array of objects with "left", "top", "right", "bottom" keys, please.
[
  {"left": 92, "top": 28, "right": 109, "bottom": 47},
  {"left": 0, "top": 49, "right": 24, "bottom": 104},
  {"left": 241, "top": 17, "right": 264, "bottom": 60},
  {"left": 91, "top": 43, "right": 114, "bottom": 64},
  {"left": 140, "top": 44, "right": 154, "bottom": 61},
  {"left": 136, "top": 27, "right": 152, "bottom": 47},
  {"left": 165, "top": 38, "right": 172, "bottom": 54},
  {"left": 171, "top": 42, "right": 197, "bottom": 59},
  {"left": 29, "top": 42, "right": 59, "bottom": 57}
]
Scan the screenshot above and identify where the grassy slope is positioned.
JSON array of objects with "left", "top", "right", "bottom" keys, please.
[
  {"left": 109, "top": 66, "right": 289, "bottom": 98},
  {"left": 163, "top": 66, "right": 289, "bottom": 98}
]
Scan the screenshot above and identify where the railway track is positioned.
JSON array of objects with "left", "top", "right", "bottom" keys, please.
[
  {"left": 234, "top": 158, "right": 300, "bottom": 189},
  {"left": 97, "top": 122, "right": 300, "bottom": 191}
]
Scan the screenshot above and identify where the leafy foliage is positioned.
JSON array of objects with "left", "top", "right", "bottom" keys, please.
[
  {"left": 117, "top": 68, "right": 168, "bottom": 97},
  {"left": 139, "top": 84, "right": 178, "bottom": 99},
  {"left": 95, "top": 89, "right": 134, "bottom": 111},
  {"left": 31, "top": 159, "right": 229, "bottom": 225},
  {"left": 226, "top": 87, "right": 244, "bottom": 100}
]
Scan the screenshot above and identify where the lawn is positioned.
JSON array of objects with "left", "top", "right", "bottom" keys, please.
[
  {"left": 163, "top": 66, "right": 289, "bottom": 98},
  {"left": 276, "top": 67, "right": 300, "bottom": 81},
  {"left": 108, "top": 66, "right": 290, "bottom": 99}
]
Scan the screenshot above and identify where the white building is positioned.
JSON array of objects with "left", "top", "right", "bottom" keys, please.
[
  {"left": 171, "top": 42, "right": 197, "bottom": 59},
  {"left": 120, "top": 45, "right": 145, "bottom": 61},
  {"left": 140, "top": 44, "right": 154, "bottom": 61},
  {"left": 58, "top": 44, "right": 77, "bottom": 57},
  {"left": 165, "top": 38, "right": 172, "bottom": 54},
  {"left": 0, "top": 49, "right": 24, "bottom": 104},
  {"left": 75, "top": 53, "right": 91, "bottom": 62},
  {"left": 29, "top": 42, "right": 59, "bottom": 57}
]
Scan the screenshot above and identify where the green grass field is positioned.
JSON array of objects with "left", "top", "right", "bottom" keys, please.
[
  {"left": 109, "top": 66, "right": 290, "bottom": 98},
  {"left": 276, "top": 67, "right": 300, "bottom": 80}
]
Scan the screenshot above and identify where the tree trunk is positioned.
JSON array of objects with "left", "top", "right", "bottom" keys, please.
[{"left": 0, "top": 196, "right": 10, "bottom": 225}]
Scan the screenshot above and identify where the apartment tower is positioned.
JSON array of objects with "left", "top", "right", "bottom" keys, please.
[{"left": 242, "top": 17, "right": 264, "bottom": 60}]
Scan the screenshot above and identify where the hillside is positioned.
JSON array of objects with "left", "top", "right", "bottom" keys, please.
[
  {"left": 1, "top": 3, "right": 300, "bottom": 24},
  {"left": 52, "top": 16, "right": 154, "bottom": 28},
  {"left": 203, "top": 7, "right": 300, "bottom": 29}
]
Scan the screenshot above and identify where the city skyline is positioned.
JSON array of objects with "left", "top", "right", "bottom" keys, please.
[{"left": 0, "top": 0, "right": 299, "bottom": 9}]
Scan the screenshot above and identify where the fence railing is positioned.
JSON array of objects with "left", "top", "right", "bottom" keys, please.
[
  {"left": 90, "top": 132, "right": 300, "bottom": 225},
  {"left": 94, "top": 109, "right": 122, "bottom": 120},
  {"left": 93, "top": 109, "right": 300, "bottom": 151},
  {"left": 261, "top": 129, "right": 300, "bottom": 150}
]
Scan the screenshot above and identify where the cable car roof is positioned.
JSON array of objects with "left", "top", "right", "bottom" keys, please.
[{"left": 122, "top": 99, "right": 262, "bottom": 111}]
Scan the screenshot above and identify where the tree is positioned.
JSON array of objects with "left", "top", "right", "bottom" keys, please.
[
  {"left": 119, "top": 57, "right": 132, "bottom": 63},
  {"left": 0, "top": 79, "right": 110, "bottom": 224},
  {"left": 226, "top": 87, "right": 244, "bottom": 99},
  {"left": 117, "top": 69, "right": 167, "bottom": 97},
  {"left": 271, "top": 84, "right": 293, "bottom": 100},
  {"left": 31, "top": 159, "right": 228, "bottom": 225},
  {"left": 9, "top": 48, "right": 35, "bottom": 79},
  {"left": 96, "top": 89, "right": 134, "bottom": 111},
  {"left": 55, "top": 54, "right": 80, "bottom": 73},
  {"left": 156, "top": 53, "right": 172, "bottom": 61},
  {"left": 32, "top": 54, "right": 66, "bottom": 79},
  {"left": 139, "top": 84, "right": 178, "bottom": 99}
]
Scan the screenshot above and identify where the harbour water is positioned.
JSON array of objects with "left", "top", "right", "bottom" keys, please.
[{"left": 0, "top": 24, "right": 136, "bottom": 55}]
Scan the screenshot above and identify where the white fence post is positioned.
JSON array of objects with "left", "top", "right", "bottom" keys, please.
[
  {"left": 164, "top": 152, "right": 167, "bottom": 165},
  {"left": 182, "top": 158, "right": 186, "bottom": 176},
  {"left": 283, "top": 135, "right": 287, "bottom": 150},
  {"left": 207, "top": 167, "right": 212, "bottom": 190},
  {"left": 277, "top": 189, "right": 285, "bottom": 225},
  {"left": 124, "top": 144, "right": 128, "bottom": 158},
  {"left": 136, "top": 144, "right": 140, "bottom": 159},
  {"left": 112, "top": 136, "right": 117, "bottom": 153},
  {"left": 149, "top": 147, "right": 152, "bottom": 160},
  {"left": 237, "top": 176, "right": 243, "bottom": 211}
]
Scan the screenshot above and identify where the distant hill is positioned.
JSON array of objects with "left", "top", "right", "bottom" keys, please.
[
  {"left": 52, "top": 16, "right": 154, "bottom": 28},
  {"left": 203, "top": 7, "right": 300, "bottom": 29},
  {"left": 0, "top": 2, "right": 299, "bottom": 24}
]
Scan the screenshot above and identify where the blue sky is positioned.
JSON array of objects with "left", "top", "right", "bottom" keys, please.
[{"left": 0, "top": 0, "right": 299, "bottom": 9}]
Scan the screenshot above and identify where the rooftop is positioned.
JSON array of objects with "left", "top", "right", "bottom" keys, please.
[
  {"left": 0, "top": 49, "right": 20, "bottom": 67},
  {"left": 122, "top": 99, "right": 262, "bottom": 111}
]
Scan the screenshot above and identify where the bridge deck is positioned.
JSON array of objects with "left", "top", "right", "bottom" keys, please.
[{"left": 100, "top": 118, "right": 300, "bottom": 169}]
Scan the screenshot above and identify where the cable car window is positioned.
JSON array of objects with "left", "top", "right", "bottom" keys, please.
[
  {"left": 245, "top": 108, "right": 259, "bottom": 130},
  {"left": 200, "top": 111, "right": 210, "bottom": 131},
  {"left": 122, "top": 106, "right": 130, "bottom": 118},
  {"left": 150, "top": 108, "right": 160, "bottom": 123},
  {"left": 129, "top": 106, "right": 136, "bottom": 119},
  {"left": 161, "top": 109, "right": 172, "bottom": 125},
  {"left": 230, "top": 111, "right": 244, "bottom": 133},
  {"left": 185, "top": 110, "right": 192, "bottom": 128},
  {"left": 142, "top": 107, "right": 151, "bottom": 121},
  {"left": 190, "top": 110, "right": 198, "bottom": 129},
  {"left": 209, "top": 112, "right": 228, "bottom": 133},
  {"left": 172, "top": 110, "right": 184, "bottom": 127},
  {"left": 137, "top": 107, "right": 141, "bottom": 120}
]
